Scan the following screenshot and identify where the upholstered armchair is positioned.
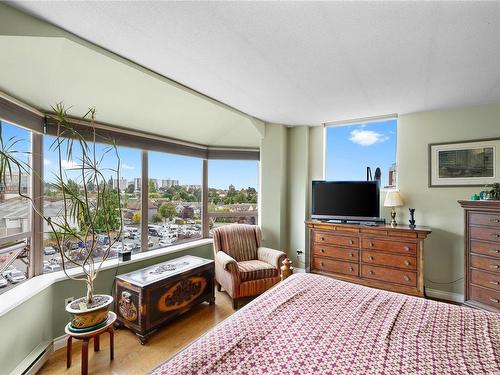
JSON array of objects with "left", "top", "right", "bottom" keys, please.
[{"left": 213, "top": 224, "right": 287, "bottom": 309}]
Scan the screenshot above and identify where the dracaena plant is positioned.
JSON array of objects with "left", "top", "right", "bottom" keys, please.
[{"left": 0, "top": 103, "right": 123, "bottom": 304}]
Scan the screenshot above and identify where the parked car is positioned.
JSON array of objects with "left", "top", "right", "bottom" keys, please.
[
  {"left": 44, "top": 263, "right": 61, "bottom": 273},
  {"left": 2, "top": 265, "right": 15, "bottom": 278},
  {"left": 44, "top": 246, "right": 56, "bottom": 255},
  {"left": 0, "top": 276, "right": 8, "bottom": 288},
  {"left": 123, "top": 242, "right": 134, "bottom": 252},
  {"left": 7, "top": 270, "right": 26, "bottom": 283}
]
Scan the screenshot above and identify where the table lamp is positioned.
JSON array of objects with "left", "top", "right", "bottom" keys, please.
[{"left": 384, "top": 190, "right": 404, "bottom": 227}]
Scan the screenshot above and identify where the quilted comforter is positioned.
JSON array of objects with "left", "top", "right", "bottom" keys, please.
[{"left": 151, "top": 273, "right": 499, "bottom": 374}]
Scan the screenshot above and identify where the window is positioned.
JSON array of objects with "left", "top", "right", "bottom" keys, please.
[
  {"left": 43, "top": 137, "right": 142, "bottom": 273},
  {"left": 147, "top": 152, "right": 202, "bottom": 250},
  {"left": 208, "top": 160, "right": 259, "bottom": 235},
  {"left": 325, "top": 119, "right": 397, "bottom": 188},
  {"left": 0, "top": 121, "right": 31, "bottom": 293}
]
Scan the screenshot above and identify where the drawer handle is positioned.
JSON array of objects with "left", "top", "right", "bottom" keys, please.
[
  {"left": 320, "top": 237, "right": 325, "bottom": 241},
  {"left": 491, "top": 219, "right": 500, "bottom": 223},
  {"left": 368, "top": 242, "right": 374, "bottom": 247},
  {"left": 404, "top": 260, "right": 411, "bottom": 266},
  {"left": 348, "top": 266, "right": 354, "bottom": 272},
  {"left": 490, "top": 249, "right": 500, "bottom": 254},
  {"left": 348, "top": 252, "right": 354, "bottom": 257},
  {"left": 320, "top": 248, "right": 325, "bottom": 253},
  {"left": 320, "top": 261, "right": 324, "bottom": 267},
  {"left": 368, "top": 270, "right": 374, "bottom": 275},
  {"left": 404, "top": 246, "right": 410, "bottom": 251},
  {"left": 368, "top": 255, "right": 374, "bottom": 261},
  {"left": 348, "top": 240, "right": 354, "bottom": 245},
  {"left": 490, "top": 264, "right": 499, "bottom": 269},
  {"left": 403, "top": 275, "right": 410, "bottom": 282},
  {"left": 492, "top": 233, "right": 500, "bottom": 238},
  {"left": 489, "top": 281, "right": 499, "bottom": 286},
  {"left": 490, "top": 298, "right": 499, "bottom": 304}
]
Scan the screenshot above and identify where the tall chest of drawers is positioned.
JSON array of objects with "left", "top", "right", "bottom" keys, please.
[
  {"left": 306, "top": 221, "right": 431, "bottom": 297},
  {"left": 459, "top": 200, "right": 500, "bottom": 313}
]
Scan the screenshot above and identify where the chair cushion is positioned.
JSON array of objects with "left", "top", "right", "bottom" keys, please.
[{"left": 237, "top": 260, "right": 278, "bottom": 282}]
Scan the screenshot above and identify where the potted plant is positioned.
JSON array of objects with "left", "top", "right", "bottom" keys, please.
[
  {"left": 486, "top": 183, "right": 500, "bottom": 200},
  {"left": 0, "top": 103, "right": 123, "bottom": 330}
]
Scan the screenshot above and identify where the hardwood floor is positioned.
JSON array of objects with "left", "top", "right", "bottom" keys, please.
[{"left": 39, "top": 289, "right": 238, "bottom": 375}]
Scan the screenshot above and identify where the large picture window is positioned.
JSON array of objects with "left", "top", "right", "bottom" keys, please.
[
  {"left": 0, "top": 121, "right": 31, "bottom": 293},
  {"left": 208, "top": 160, "right": 259, "bottom": 236},
  {"left": 147, "top": 152, "right": 203, "bottom": 250},
  {"left": 325, "top": 119, "right": 397, "bottom": 188}
]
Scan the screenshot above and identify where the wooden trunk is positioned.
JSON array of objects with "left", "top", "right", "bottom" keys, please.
[
  {"left": 114, "top": 255, "right": 215, "bottom": 344},
  {"left": 306, "top": 221, "right": 431, "bottom": 297},
  {"left": 459, "top": 200, "right": 500, "bottom": 313}
]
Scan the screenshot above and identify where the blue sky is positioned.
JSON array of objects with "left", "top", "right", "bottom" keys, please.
[{"left": 325, "top": 119, "right": 397, "bottom": 185}]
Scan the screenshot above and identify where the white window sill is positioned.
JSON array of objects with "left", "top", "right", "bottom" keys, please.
[{"left": 0, "top": 238, "right": 213, "bottom": 317}]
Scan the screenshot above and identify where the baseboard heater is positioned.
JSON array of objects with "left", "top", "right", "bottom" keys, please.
[{"left": 10, "top": 341, "right": 52, "bottom": 375}]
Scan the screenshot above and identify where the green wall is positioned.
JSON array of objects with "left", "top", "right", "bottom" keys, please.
[
  {"left": 397, "top": 103, "right": 500, "bottom": 295},
  {"left": 1, "top": 242, "right": 213, "bottom": 375}
]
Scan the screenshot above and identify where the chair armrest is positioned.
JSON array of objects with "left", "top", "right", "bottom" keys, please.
[
  {"left": 258, "top": 247, "right": 286, "bottom": 270},
  {"left": 215, "top": 251, "right": 238, "bottom": 273}
]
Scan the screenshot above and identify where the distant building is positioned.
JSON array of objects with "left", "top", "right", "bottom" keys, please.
[
  {"left": 134, "top": 178, "right": 142, "bottom": 191},
  {"left": 0, "top": 173, "right": 29, "bottom": 202},
  {"left": 161, "top": 179, "right": 179, "bottom": 188},
  {"left": 182, "top": 184, "right": 201, "bottom": 190},
  {"left": 112, "top": 177, "right": 128, "bottom": 191},
  {"left": 388, "top": 163, "right": 397, "bottom": 188}
]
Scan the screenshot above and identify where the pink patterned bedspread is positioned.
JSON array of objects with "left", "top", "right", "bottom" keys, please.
[{"left": 151, "top": 273, "right": 500, "bottom": 374}]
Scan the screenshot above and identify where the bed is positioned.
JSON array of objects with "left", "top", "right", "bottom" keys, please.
[{"left": 151, "top": 273, "right": 500, "bottom": 374}]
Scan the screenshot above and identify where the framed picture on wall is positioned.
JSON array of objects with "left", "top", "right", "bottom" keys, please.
[{"left": 429, "top": 138, "right": 500, "bottom": 187}]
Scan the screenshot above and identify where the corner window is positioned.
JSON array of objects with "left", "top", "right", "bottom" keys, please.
[
  {"left": 208, "top": 160, "right": 259, "bottom": 236},
  {"left": 325, "top": 119, "right": 397, "bottom": 188}
]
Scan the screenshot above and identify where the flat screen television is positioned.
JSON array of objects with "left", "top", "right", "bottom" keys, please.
[{"left": 311, "top": 181, "right": 382, "bottom": 223}]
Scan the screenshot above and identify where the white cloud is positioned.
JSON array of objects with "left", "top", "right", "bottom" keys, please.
[
  {"left": 43, "top": 158, "right": 52, "bottom": 166},
  {"left": 349, "top": 129, "right": 389, "bottom": 146},
  {"left": 60, "top": 159, "right": 78, "bottom": 169},
  {"left": 122, "top": 163, "right": 135, "bottom": 170}
]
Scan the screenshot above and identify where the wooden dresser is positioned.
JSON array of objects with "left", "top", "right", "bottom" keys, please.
[
  {"left": 306, "top": 221, "right": 431, "bottom": 297},
  {"left": 459, "top": 200, "right": 500, "bottom": 313}
]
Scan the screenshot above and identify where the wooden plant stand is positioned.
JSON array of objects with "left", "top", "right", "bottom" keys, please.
[{"left": 65, "top": 311, "right": 116, "bottom": 375}]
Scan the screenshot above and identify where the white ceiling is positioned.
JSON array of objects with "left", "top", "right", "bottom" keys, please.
[{"left": 8, "top": 1, "right": 500, "bottom": 126}]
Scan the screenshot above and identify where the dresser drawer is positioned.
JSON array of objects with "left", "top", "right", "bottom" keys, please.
[
  {"left": 470, "top": 212, "right": 500, "bottom": 228},
  {"left": 469, "top": 285, "right": 500, "bottom": 309},
  {"left": 470, "top": 240, "right": 500, "bottom": 259},
  {"left": 312, "top": 244, "right": 358, "bottom": 261},
  {"left": 361, "top": 238, "right": 416, "bottom": 255},
  {"left": 361, "top": 265, "right": 417, "bottom": 287},
  {"left": 470, "top": 255, "right": 500, "bottom": 273},
  {"left": 313, "top": 232, "right": 358, "bottom": 248},
  {"left": 470, "top": 269, "right": 500, "bottom": 291},
  {"left": 470, "top": 226, "right": 500, "bottom": 243},
  {"left": 361, "top": 251, "right": 416, "bottom": 271},
  {"left": 312, "top": 257, "right": 359, "bottom": 277}
]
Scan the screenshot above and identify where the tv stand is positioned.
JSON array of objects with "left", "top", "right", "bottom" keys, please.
[{"left": 306, "top": 220, "right": 431, "bottom": 297}]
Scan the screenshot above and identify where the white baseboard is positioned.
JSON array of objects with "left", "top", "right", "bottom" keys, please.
[
  {"left": 53, "top": 334, "right": 69, "bottom": 352},
  {"left": 426, "top": 288, "right": 464, "bottom": 303}
]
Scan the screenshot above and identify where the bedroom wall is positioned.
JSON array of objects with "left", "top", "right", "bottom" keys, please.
[{"left": 397, "top": 102, "right": 500, "bottom": 297}]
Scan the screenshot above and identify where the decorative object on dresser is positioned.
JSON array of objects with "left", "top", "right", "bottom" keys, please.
[
  {"left": 306, "top": 220, "right": 431, "bottom": 297},
  {"left": 114, "top": 255, "right": 215, "bottom": 344},
  {"left": 213, "top": 224, "right": 288, "bottom": 309},
  {"left": 408, "top": 208, "right": 416, "bottom": 228},
  {"left": 459, "top": 200, "right": 500, "bottom": 312},
  {"left": 384, "top": 190, "right": 404, "bottom": 227}
]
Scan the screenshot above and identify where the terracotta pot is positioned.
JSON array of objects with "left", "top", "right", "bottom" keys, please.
[{"left": 66, "top": 294, "right": 113, "bottom": 329}]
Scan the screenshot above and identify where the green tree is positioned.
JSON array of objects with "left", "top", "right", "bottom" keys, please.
[
  {"left": 148, "top": 179, "right": 157, "bottom": 193},
  {"left": 152, "top": 213, "right": 163, "bottom": 223},
  {"left": 159, "top": 203, "right": 176, "bottom": 220},
  {"left": 93, "top": 188, "right": 121, "bottom": 232},
  {"left": 126, "top": 183, "right": 135, "bottom": 194},
  {"left": 131, "top": 211, "right": 141, "bottom": 225}
]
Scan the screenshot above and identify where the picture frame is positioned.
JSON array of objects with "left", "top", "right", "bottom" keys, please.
[{"left": 428, "top": 138, "right": 500, "bottom": 187}]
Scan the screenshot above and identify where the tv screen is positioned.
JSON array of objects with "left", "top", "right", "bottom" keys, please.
[{"left": 311, "top": 181, "right": 380, "bottom": 221}]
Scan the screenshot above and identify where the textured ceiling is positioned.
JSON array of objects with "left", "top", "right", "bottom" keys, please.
[{"left": 8, "top": 1, "right": 500, "bottom": 125}]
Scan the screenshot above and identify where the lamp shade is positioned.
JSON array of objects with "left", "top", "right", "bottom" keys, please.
[{"left": 384, "top": 190, "right": 404, "bottom": 207}]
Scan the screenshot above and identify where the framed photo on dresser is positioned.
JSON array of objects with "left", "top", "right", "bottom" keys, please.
[{"left": 429, "top": 138, "right": 500, "bottom": 187}]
